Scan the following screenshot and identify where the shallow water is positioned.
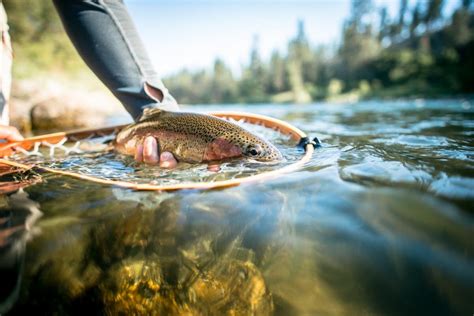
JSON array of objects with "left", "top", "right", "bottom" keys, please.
[{"left": 1, "top": 100, "right": 473, "bottom": 315}]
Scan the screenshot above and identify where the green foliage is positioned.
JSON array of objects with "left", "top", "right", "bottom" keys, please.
[
  {"left": 337, "top": 22, "right": 381, "bottom": 90},
  {"left": 167, "top": 20, "right": 325, "bottom": 104},
  {"left": 4, "top": 0, "right": 86, "bottom": 78},
  {"left": 424, "top": 0, "right": 445, "bottom": 29},
  {"left": 167, "top": 0, "right": 474, "bottom": 104},
  {"left": 4, "top": 0, "right": 59, "bottom": 43},
  {"left": 327, "top": 79, "right": 343, "bottom": 96},
  {"left": 267, "top": 51, "right": 287, "bottom": 93},
  {"left": 212, "top": 59, "right": 238, "bottom": 103},
  {"left": 239, "top": 37, "right": 269, "bottom": 103}
]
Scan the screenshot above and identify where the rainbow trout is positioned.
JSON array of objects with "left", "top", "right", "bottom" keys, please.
[{"left": 115, "top": 109, "right": 283, "bottom": 163}]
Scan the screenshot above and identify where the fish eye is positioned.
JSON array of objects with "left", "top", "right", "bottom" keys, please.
[
  {"left": 250, "top": 148, "right": 259, "bottom": 156},
  {"left": 246, "top": 145, "right": 262, "bottom": 157}
]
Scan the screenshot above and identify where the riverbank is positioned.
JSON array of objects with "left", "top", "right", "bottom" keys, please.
[
  {"left": 9, "top": 75, "right": 127, "bottom": 135},
  {"left": 9, "top": 74, "right": 473, "bottom": 134}
]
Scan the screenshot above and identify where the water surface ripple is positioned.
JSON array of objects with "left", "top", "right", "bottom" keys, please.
[{"left": 1, "top": 99, "right": 473, "bottom": 315}]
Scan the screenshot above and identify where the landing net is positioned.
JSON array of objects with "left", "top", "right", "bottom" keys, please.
[{"left": 0, "top": 112, "right": 315, "bottom": 191}]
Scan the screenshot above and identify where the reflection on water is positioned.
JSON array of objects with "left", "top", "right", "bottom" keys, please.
[
  {"left": 0, "top": 190, "right": 42, "bottom": 314},
  {"left": 1, "top": 100, "right": 473, "bottom": 315}
]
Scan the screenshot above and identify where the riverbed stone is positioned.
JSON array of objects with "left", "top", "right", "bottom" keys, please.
[{"left": 31, "top": 97, "right": 94, "bottom": 131}]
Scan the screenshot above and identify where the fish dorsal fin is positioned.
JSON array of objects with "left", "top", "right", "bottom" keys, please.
[{"left": 139, "top": 108, "right": 163, "bottom": 121}]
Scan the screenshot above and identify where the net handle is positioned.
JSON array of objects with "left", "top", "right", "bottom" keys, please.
[{"left": 0, "top": 111, "right": 315, "bottom": 191}]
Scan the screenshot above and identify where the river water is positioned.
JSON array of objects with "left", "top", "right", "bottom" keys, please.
[{"left": 1, "top": 100, "right": 473, "bottom": 315}]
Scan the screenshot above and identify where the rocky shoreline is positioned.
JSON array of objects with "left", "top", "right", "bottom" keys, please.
[{"left": 9, "top": 79, "right": 128, "bottom": 135}]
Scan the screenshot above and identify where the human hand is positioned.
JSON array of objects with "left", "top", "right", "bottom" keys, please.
[
  {"left": 0, "top": 125, "right": 24, "bottom": 142},
  {"left": 133, "top": 136, "right": 177, "bottom": 168}
]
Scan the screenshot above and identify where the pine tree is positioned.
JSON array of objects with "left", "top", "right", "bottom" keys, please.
[
  {"left": 424, "top": 0, "right": 445, "bottom": 31},
  {"left": 446, "top": 0, "right": 473, "bottom": 45},
  {"left": 410, "top": 3, "right": 422, "bottom": 38},
  {"left": 268, "top": 51, "right": 287, "bottom": 93},
  {"left": 462, "top": 0, "right": 472, "bottom": 9},
  {"left": 398, "top": 0, "right": 408, "bottom": 35},
  {"left": 211, "top": 59, "right": 237, "bottom": 103},
  {"left": 337, "top": 0, "right": 380, "bottom": 89},
  {"left": 378, "top": 6, "right": 389, "bottom": 42},
  {"left": 238, "top": 36, "right": 268, "bottom": 103},
  {"left": 350, "top": 0, "right": 374, "bottom": 32}
]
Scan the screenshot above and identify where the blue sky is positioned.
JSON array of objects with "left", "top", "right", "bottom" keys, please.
[{"left": 125, "top": 0, "right": 459, "bottom": 76}]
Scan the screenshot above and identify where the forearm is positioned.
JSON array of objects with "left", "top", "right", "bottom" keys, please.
[{"left": 52, "top": 0, "right": 177, "bottom": 121}]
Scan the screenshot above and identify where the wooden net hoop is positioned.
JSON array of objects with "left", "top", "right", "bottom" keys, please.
[{"left": 0, "top": 111, "right": 314, "bottom": 191}]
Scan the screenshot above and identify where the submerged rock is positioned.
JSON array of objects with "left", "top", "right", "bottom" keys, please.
[{"left": 101, "top": 258, "right": 273, "bottom": 316}]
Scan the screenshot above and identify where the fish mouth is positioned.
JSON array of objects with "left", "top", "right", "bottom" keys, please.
[
  {"left": 249, "top": 150, "right": 285, "bottom": 163},
  {"left": 242, "top": 141, "right": 283, "bottom": 162},
  {"left": 262, "top": 146, "right": 284, "bottom": 162}
]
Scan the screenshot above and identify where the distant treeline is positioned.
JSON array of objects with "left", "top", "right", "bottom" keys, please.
[
  {"left": 165, "top": 0, "right": 474, "bottom": 104},
  {"left": 4, "top": 0, "right": 474, "bottom": 104}
]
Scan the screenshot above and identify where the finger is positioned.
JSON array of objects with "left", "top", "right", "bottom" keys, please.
[
  {"left": 143, "top": 136, "right": 159, "bottom": 164},
  {"left": 0, "top": 126, "right": 24, "bottom": 142},
  {"left": 159, "top": 152, "right": 178, "bottom": 169},
  {"left": 207, "top": 163, "right": 221, "bottom": 172},
  {"left": 134, "top": 143, "right": 144, "bottom": 162}
]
